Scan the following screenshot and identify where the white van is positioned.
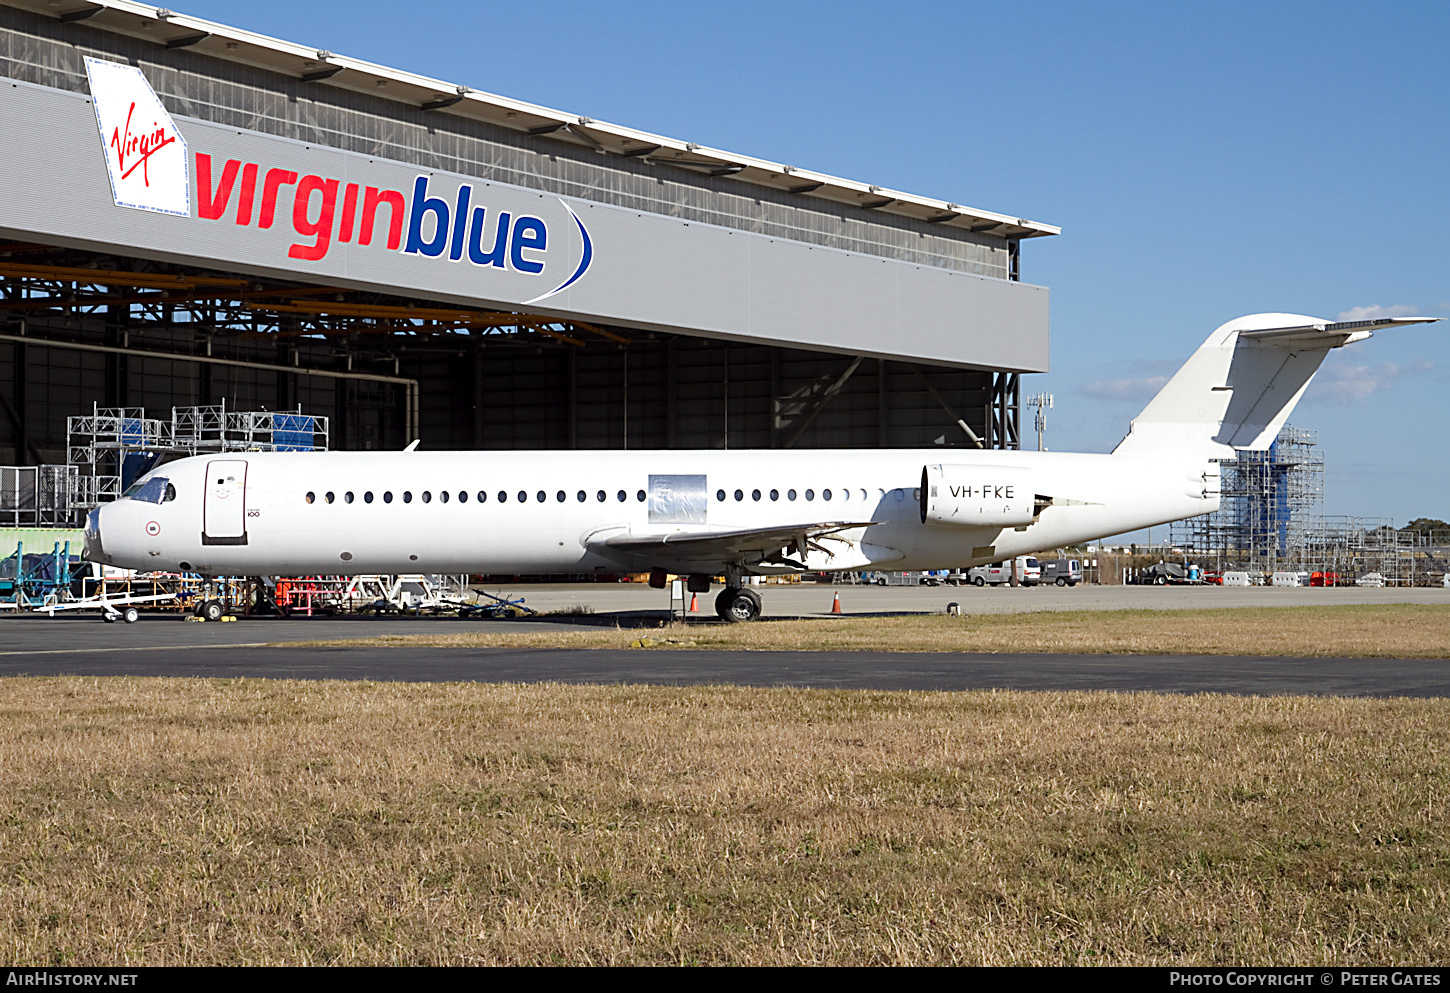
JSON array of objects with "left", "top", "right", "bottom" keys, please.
[{"left": 967, "top": 557, "right": 1042, "bottom": 587}]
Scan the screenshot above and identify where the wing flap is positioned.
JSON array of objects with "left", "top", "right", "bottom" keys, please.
[{"left": 601, "top": 520, "right": 879, "bottom": 559}]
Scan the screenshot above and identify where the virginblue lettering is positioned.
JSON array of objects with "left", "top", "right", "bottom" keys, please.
[
  {"left": 449, "top": 184, "right": 472, "bottom": 261},
  {"left": 403, "top": 176, "right": 449, "bottom": 257},
  {"left": 511, "top": 216, "right": 547, "bottom": 274},
  {"left": 467, "top": 206, "right": 510, "bottom": 268}
]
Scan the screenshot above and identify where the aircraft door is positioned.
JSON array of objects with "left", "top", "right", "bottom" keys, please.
[{"left": 202, "top": 459, "right": 249, "bottom": 545}]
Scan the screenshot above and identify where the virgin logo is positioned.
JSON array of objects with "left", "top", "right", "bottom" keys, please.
[
  {"left": 110, "top": 101, "right": 177, "bottom": 187},
  {"left": 85, "top": 57, "right": 189, "bottom": 216}
]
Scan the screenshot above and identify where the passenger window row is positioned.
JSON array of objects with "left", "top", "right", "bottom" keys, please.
[
  {"left": 304, "top": 488, "right": 650, "bottom": 505},
  {"left": 301, "top": 486, "right": 905, "bottom": 506},
  {"left": 713, "top": 487, "right": 869, "bottom": 503}
]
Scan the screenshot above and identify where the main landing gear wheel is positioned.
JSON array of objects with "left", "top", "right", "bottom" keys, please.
[{"left": 715, "top": 587, "right": 762, "bottom": 623}]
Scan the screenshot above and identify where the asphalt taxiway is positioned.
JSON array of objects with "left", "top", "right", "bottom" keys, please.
[
  {"left": 0, "top": 608, "right": 1446, "bottom": 695},
  {"left": 1, "top": 584, "right": 1444, "bottom": 695}
]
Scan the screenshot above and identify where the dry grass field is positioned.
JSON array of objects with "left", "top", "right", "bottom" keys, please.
[
  {"left": 2, "top": 677, "right": 1448, "bottom": 965},
  {"left": 290, "top": 603, "right": 1450, "bottom": 657}
]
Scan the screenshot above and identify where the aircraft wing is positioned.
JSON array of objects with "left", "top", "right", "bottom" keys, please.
[{"left": 598, "top": 520, "right": 880, "bottom": 568}]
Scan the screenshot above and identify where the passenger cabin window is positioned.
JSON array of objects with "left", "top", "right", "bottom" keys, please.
[
  {"left": 325, "top": 491, "right": 335, "bottom": 504},
  {"left": 556, "top": 490, "right": 566, "bottom": 503},
  {"left": 596, "top": 490, "right": 606, "bottom": 502},
  {"left": 440, "top": 491, "right": 449, "bottom": 504},
  {"left": 617, "top": 490, "right": 626, "bottom": 502},
  {"left": 537, "top": 491, "right": 546, "bottom": 503},
  {"left": 788, "top": 489, "right": 797, "bottom": 501},
  {"left": 498, "top": 491, "right": 508, "bottom": 503},
  {"left": 716, "top": 489, "right": 726, "bottom": 502},
  {"left": 752, "top": 489, "right": 761, "bottom": 501},
  {"left": 636, "top": 490, "right": 646, "bottom": 502},
  {"left": 734, "top": 489, "right": 743, "bottom": 502},
  {"left": 823, "top": 489, "right": 832, "bottom": 501},
  {"left": 345, "top": 491, "right": 355, "bottom": 504},
  {"left": 423, "top": 491, "right": 432, "bottom": 503},
  {"left": 305, "top": 491, "right": 315, "bottom": 504},
  {"left": 805, "top": 489, "right": 815, "bottom": 501},
  {"left": 364, "top": 491, "right": 374, "bottom": 503},
  {"left": 458, "top": 491, "right": 468, "bottom": 503},
  {"left": 770, "top": 489, "right": 779, "bottom": 501},
  {"left": 403, "top": 491, "right": 413, "bottom": 503},
  {"left": 518, "top": 491, "right": 527, "bottom": 503},
  {"left": 383, "top": 491, "right": 393, "bottom": 504},
  {"left": 577, "top": 490, "right": 586, "bottom": 502},
  {"left": 478, "top": 491, "right": 487, "bottom": 503}
]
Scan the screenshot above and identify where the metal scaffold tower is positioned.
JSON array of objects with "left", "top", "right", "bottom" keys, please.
[
  {"left": 171, "top": 401, "right": 328, "bottom": 454},
  {"left": 49, "top": 402, "right": 331, "bottom": 519},
  {"left": 65, "top": 405, "right": 172, "bottom": 505},
  {"left": 1172, "top": 425, "right": 1323, "bottom": 569},
  {"left": 1171, "top": 425, "right": 1433, "bottom": 584}
]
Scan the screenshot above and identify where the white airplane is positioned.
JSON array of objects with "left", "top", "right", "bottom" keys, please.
[{"left": 83, "top": 312, "right": 1436, "bottom": 621}]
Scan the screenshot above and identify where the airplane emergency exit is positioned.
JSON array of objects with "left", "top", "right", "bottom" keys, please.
[{"left": 83, "top": 313, "right": 1437, "bottom": 621}]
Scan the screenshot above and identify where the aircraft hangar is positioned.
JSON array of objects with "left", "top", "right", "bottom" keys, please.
[{"left": 0, "top": 0, "right": 1057, "bottom": 474}]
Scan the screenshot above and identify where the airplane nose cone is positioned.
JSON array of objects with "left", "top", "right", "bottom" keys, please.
[{"left": 82, "top": 507, "right": 106, "bottom": 563}]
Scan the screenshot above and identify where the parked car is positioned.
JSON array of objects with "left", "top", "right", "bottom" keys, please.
[
  {"left": 1040, "top": 558, "right": 1082, "bottom": 587},
  {"left": 967, "top": 557, "right": 1041, "bottom": 587}
]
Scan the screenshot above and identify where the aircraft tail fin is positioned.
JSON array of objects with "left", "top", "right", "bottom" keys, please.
[{"left": 1112, "top": 313, "right": 1437, "bottom": 460}]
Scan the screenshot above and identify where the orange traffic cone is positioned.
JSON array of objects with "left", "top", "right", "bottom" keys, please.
[
  {"left": 831, "top": 591, "right": 842, "bottom": 614},
  {"left": 688, "top": 592, "right": 699, "bottom": 613}
]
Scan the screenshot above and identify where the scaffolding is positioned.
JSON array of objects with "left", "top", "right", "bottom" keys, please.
[
  {"left": 0, "top": 465, "right": 81, "bottom": 527},
  {"left": 65, "top": 406, "right": 172, "bottom": 504},
  {"left": 171, "top": 401, "right": 328, "bottom": 454},
  {"left": 45, "top": 402, "right": 332, "bottom": 519},
  {"left": 1170, "top": 425, "right": 1436, "bottom": 584}
]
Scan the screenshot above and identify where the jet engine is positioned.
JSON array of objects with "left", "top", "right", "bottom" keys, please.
[{"left": 920, "top": 464, "right": 1036, "bottom": 527}]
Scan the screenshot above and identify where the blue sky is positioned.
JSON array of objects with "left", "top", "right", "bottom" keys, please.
[{"left": 179, "top": 0, "right": 1449, "bottom": 525}]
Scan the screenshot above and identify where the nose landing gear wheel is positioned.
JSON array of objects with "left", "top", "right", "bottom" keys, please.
[
  {"left": 201, "top": 599, "right": 224, "bottom": 622},
  {"left": 715, "top": 587, "right": 762, "bottom": 623}
]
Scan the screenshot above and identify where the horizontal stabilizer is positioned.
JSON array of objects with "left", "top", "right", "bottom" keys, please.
[{"left": 1238, "top": 315, "right": 1439, "bottom": 347}]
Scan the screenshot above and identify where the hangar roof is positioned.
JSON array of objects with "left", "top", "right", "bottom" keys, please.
[{"left": 7, "top": 0, "right": 1061, "bottom": 242}]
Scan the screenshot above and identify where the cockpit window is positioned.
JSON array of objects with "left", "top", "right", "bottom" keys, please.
[{"left": 124, "top": 476, "right": 172, "bottom": 505}]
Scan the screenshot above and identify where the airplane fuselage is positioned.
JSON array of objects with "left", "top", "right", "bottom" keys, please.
[{"left": 88, "top": 448, "right": 1215, "bottom": 578}]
